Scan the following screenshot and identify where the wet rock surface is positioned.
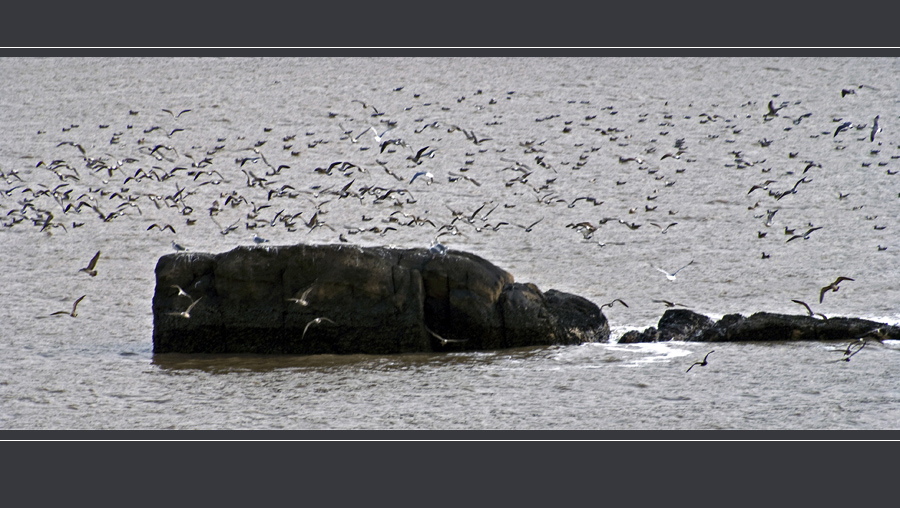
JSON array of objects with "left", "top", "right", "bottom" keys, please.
[
  {"left": 618, "top": 309, "right": 900, "bottom": 343},
  {"left": 153, "top": 244, "right": 610, "bottom": 354}
]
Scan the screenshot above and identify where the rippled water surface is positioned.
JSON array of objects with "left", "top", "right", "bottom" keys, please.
[{"left": 1, "top": 56, "right": 899, "bottom": 429}]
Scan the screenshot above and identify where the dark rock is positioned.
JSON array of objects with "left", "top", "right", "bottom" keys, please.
[
  {"left": 657, "top": 309, "right": 715, "bottom": 341},
  {"left": 618, "top": 327, "right": 659, "bottom": 344},
  {"left": 153, "top": 244, "right": 609, "bottom": 354},
  {"left": 619, "top": 309, "right": 900, "bottom": 343}
]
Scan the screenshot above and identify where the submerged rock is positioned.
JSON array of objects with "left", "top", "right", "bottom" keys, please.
[{"left": 153, "top": 244, "right": 610, "bottom": 354}]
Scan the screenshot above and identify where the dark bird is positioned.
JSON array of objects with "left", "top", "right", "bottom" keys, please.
[
  {"left": 819, "top": 277, "right": 854, "bottom": 304},
  {"left": 650, "top": 222, "right": 677, "bottom": 234},
  {"left": 599, "top": 299, "right": 629, "bottom": 310},
  {"left": 302, "top": 317, "right": 336, "bottom": 340},
  {"left": 834, "top": 340, "right": 866, "bottom": 362},
  {"left": 764, "top": 101, "right": 783, "bottom": 118},
  {"left": 686, "top": 350, "right": 714, "bottom": 372},
  {"left": 791, "top": 299, "right": 827, "bottom": 320},
  {"left": 148, "top": 223, "right": 176, "bottom": 234},
  {"left": 834, "top": 121, "right": 852, "bottom": 137},
  {"left": 78, "top": 250, "right": 101, "bottom": 277},
  {"left": 515, "top": 218, "right": 544, "bottom": 232},
  {"left": 841, "top": 88, "right": 856, "bottom": 97},
  {"left": 870, "top": 115, "right": 881, "bottom": 142},
  {"left": 652, "top": 299, "right": 689, "bottom": 308},
  {"left": 51, "top": 295, "right": 86, "bottom": 317},
  {"left": 786, "top": 226, "right": 822, "bottom": 243},
  {"left": 162, "top": 108, "right": 191, "bottom": 118}
]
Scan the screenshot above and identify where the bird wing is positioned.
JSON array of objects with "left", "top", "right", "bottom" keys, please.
[
  {"left": 819, "top": 286, "right": 829, "bottom": 303},
  {"left": 185, "top": 296, "right": 203, "bottom": 313},
  {"left": 87, "top": 250, "right": 101, "bottom": 270},
  {"left": 791, "top": 300, "right": 813, "bottom": 316},
  {"left": 73, "top": 295, "right": 86, "bottom": 313},
  {"left": 673, "top": 260, "right": 694, "bottom": 274}
]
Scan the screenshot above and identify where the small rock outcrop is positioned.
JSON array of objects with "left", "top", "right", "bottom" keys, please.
[
  {"left": 152, "top": 244, "right": 609, "bottom": 354},
  {"left": 618, "top": 309, "right": 899, "bottom": 343}
]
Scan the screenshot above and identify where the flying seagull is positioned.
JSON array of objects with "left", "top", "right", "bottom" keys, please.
[
  {"left": 78, "top": 250, "right": 101, "bottom": 277},
  {"left": 833, "top": 340, "right": 866, "bottom": 362},
  {"left": 834, "top": 121, "right": 852, "bottom": 137},
  {"left": 686, "top": 350, "right": 714, "bottom": 372},
  {"left": 168, "top": 296, "right": 203, "bottom": 319},
  {"left": 599, "top": 299, "right": 629, "bottom": 310},
  {"left": 791, "top": 299, "right": 827, "bottom": 320},
  {"left": 425, "top": 325, "right": 469, "bottom": 345},
  {"left": 302, "top": 317, "right": 336, "bottom": 340},
  {"left": 870, "top": 115, "right": 881, "bottom": 142},
  {"left": 287, "top": 282, "right": 317, "bottom": 306},
  {"left": 654, "top": 260, "right": 694, "bottom": 281},
  {"left": 819, "top": 276, "right": 854, "bottom": 304},
  {"left": 51, "top": 295, "right": 86, "bottom": 317}
]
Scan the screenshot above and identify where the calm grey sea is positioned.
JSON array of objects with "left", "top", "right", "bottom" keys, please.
[{"left": 1, "top": 57, "right": 898, "bottom": 430}]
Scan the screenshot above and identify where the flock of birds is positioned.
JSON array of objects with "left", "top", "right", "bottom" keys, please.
[{"left": 2, "top": 76, "right": 896, "bottom": 369}]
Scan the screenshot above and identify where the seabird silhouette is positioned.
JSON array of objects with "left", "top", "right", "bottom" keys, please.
[
  {"left": 791, "top": 299, "right": 827, "bottom": 320},
  {"left": 819, "top": 277, "right": 854, "bottom": 304},
  {"left": 599, "top": 299, "right": 629, "bottom": 310},
  {"left": 870, "top": 115, "right": 880, "bottom": 142},
  {"left": 78, "top": 250, "right": 101, "bottom": 277},
  {"left": 686, "top": 350, "right": 714, "bottom": 372},
  {"left": 51, "top": 295, "right": 86, "bottom": 317},
  {"left": 834, "top": 121, "right": 852, "bottom": 137}
]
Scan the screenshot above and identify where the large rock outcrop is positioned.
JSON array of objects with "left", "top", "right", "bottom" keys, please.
[
  {"left": 618, "top": 309, "right": 900, "bottom": 343},
  {"left": 152, "top": 244, "right": 609, "bottom": 354}
]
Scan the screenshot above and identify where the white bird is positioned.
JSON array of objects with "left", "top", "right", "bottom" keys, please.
[
  {"left": 654, "top": 260, "right": 694, "bottom": 281},
  {"left": 168, "top": 296, "right": 203, "bottom": 319},
  {"left": 425, "top": 325, "right": 469, "bottom": 345},
  {"left": 287, "top": 282, "right": 316, "bottom": 306},
  {"left": 302, "top": 317, "right": 336, "bottom": 340},
  {"left": 172, "top": 241, "right": 189, "bottom": 251},
  {"left": 252, "top": 233, "right": 269, "bottom": 244},
  {"left": 368, "top": 126, "right": 394, "bottom": 144}
]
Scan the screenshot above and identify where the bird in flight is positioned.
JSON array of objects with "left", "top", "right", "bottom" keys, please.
[
  {"left": 791, "top": 299, "right": 827, "bottom": 320},
  {"left": 162, "top": 108, "right": 191, "bottom": 119},
  {"left": 819, "top": 276, "right": 854, "bottom": 304},
  {"left": 168, "top": 296, "right": 203, "bottom": 319},
  {"left": 870, "top": 115, "right": 881, "bottom": 142},
  {"left": 600, "top": 299, "right": 629, "bottom": 310},
  {"left": 425, "top": 325, "right": 469, "bottom": 345},
  {"left": 78, "top": 251, "right": 101, "bottom": 277},
  {"left": 833, "top": 340, "right": 866, "bottom": 362},
  {"left": 686, "top": 350, "right": 714, "bottom": 372},
  {"left": 287, "top": 282, "right": 317, "bottom": 307},
  {"left": 302, "top": 317, "right": 336, "bottom": 340},
  {"left": 654, "top": 260, "right": 694, "bottom": 281},
  {"left": 51, "top": 295, "right": 86, "bottom": 317},
  {"left": 834, "top": 121, "right": 852, "bottom": 137}
]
